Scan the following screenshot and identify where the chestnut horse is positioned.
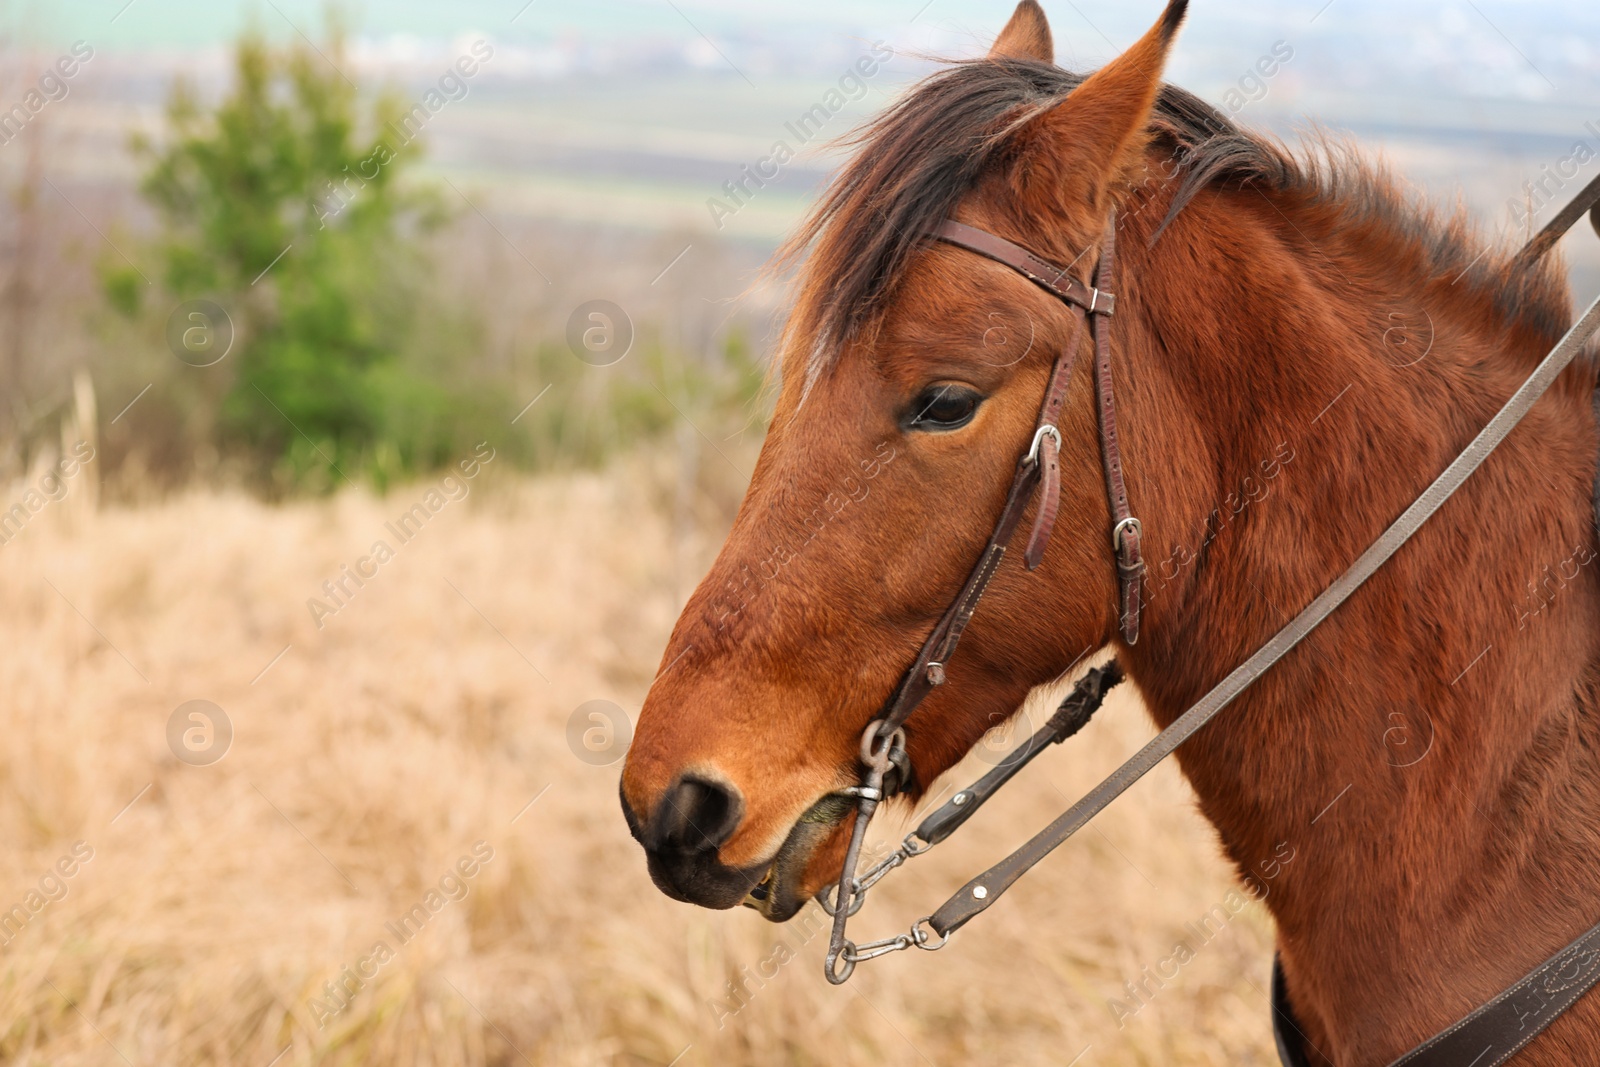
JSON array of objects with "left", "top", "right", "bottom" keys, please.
[{"left": 621, "top": 1, "right": 1600, "bottom": 1063}]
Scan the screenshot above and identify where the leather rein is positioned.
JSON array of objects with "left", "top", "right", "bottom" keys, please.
[{"left": 820, "top": 175, "right": 1600, "bottom": 1066}]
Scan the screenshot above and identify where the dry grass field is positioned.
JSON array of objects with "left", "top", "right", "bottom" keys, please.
[{"left": 0, "top": 449, "right": 1278, "bottom": 1066}]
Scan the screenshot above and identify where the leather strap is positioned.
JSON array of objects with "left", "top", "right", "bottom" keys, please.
[
  {"left": 1511, "top": 171, "right": 1600, "bottom": 269},
  {"left": 873, "top": 367, "right": 1059, "bottom": 738},
  {"left": 932, "top": 219, "right": 1116, "bottom": 315},
  {"left": 1022, "top": 310, "right": 1086, "bottom": 569},
  {"left": 928, "top": 288, "right": 1600, "bottom": 937},
  {"left": 913, "top": 662, "right": 1122, "bottom": 847},
  {"left": 1089, "top": 217, "right": 1144, "bottom": 643},
  {"left": 869, "top": 222, "right": 1118, "bottom": 744},
  {"left": 1385, "top": 917, "right": 1600, "bottom": 1067},
  {"left": 1274, "top": 914, "right": 1600, "bottom": 1067},
  {"left": 1272, "top": 956, "right": 1318, "bottom": 1067},
  {"left": 929, "top": 217, "right": 1141, "bottom": 639}
]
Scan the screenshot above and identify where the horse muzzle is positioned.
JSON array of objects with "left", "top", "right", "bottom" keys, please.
[
  {"left": 620, "top": 773, "right": 866, "bottom": 920},
  {"left": 620, "top": 774, "right": 770, "bottom": 909}
]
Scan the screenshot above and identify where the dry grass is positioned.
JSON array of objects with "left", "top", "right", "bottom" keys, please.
[{"left": 0, "top": 452, "right": 1278, "bottom": 1066}]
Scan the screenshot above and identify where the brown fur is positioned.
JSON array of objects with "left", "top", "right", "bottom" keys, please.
[
  {"left": 989, "top": 0, "right": 1053, "bottom": 65},
  {"left": 623, "top": 2, "right": 1600, "bottom": 1062}
]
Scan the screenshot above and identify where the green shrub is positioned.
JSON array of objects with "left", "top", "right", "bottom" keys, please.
[{"left": 100, "top": 22, "right": 766, "bottom": 496}]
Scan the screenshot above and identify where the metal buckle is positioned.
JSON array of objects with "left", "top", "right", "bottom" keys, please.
[
  {"left": 1025, "top": 424, "right": 1062, "bottom": 466},
  {"left": 1111, "top": 516, "right": 1141, "bottom": 553}
]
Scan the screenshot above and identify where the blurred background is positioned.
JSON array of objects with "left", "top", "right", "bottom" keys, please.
[{"left": 0, "top": 0, "right": 1596, "bottom": 1064}]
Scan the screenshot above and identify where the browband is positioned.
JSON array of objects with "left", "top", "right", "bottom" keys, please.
[{"left": 931, "top": 218, "right": 1117, "bottom": 316}]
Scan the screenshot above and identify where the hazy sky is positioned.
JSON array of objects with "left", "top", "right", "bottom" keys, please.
[{"left": 20, "top": 0, "right": 1600, "bottom": 56}]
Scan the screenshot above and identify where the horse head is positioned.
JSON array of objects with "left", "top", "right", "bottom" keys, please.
[{"left": 621, "top": 0, "right": 1192, "bottom": 919}]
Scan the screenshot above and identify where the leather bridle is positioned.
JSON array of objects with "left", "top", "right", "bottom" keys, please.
[
  {"left": 817, "top": 178, "right": 1600, "bottom": 1066},
  {"left": 936, "top": 217, "right": 1146, "bottom": 632},
  {"left": 824, "top": 209, "right": 1137, "bottom": 981}
]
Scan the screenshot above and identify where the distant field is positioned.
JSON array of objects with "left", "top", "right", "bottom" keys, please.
[{"left": 0, "top": 455, "right": 1278, "bottom": 1066}]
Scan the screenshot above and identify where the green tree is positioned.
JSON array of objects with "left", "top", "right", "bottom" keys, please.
[
  {"left": 102, "top": 21, "right": 767, "bottom": 497},
  {"left": 105, "top": 25, "right": 450, "bottom": 491}
]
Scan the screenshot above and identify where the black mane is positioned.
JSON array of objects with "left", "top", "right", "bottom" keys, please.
[{"left": 780, "top": 56, "right": 1570, "bottom": 381}]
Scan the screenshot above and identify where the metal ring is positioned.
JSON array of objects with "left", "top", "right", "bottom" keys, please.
[
  {"left": 859, "top": 721, "right": 886, "bottom": 763},
  {"left": 1111, "top": 516, "right": 1141, "bottom": 551},
  {"left": 1025, "top": 424, "right": 1062, "bottom": 466},
  {"left": 818, "top": 882, "right": 839, "bottom": 916},
  {"left": 901, "top": 832, "right": 932, "bottom": 857},
  {"left": 818, "top": 880, "right": 866, "bottom": 918},
  {"left": 912, "top": 916, "right": 951, "bottom": 951},
  {"left": 861, "top": 723, "right": 904, "bottom": 765},
  {"left": 825, "top": 944, "right": 856, "bottom": 984}
]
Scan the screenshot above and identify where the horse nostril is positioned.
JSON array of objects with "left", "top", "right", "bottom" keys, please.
[{"left": 651, "top": 776, "right": 744, "bottom": 853}]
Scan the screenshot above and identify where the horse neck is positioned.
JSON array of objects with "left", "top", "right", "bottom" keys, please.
[{"left": 1107, "top": 176, "right": 1600, "bottom": 1046}]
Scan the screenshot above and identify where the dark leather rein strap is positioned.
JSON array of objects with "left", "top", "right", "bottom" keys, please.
[
  {"left": 1509, "top": 171, "right": 1600, "bottom": 270},
  {"left": 1273, "top": 919, "right": 1600, "bottom": 1067},
  {"left": 914, "top": 661, "right": 1124, "bottom": 847}
]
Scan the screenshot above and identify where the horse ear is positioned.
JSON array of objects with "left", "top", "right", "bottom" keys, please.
[
  {"left": 1011, "top": 0, "right": 1188, "bottom": 215},
  {"left": 989, "top": 1, "right": 1053, "bottom": 63}
]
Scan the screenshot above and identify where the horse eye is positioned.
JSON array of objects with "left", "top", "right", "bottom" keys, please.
[{"left": 906, "top": 385, "right": 982, "bottom": 431}]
